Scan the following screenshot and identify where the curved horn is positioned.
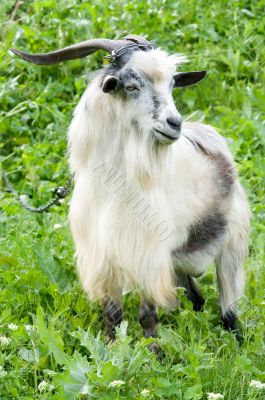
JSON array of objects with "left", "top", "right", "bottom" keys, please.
[{"left": 10, "top": 38, "right": 126, "bottom": 65}]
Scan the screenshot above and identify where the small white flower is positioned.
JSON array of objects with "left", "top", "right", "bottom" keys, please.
[
  {"left": 0, "top": 366, "right": 7, "bottom": 377},
  {"left": 38, "top": 380, "right": 48, "bottom": 392},
  {"left": 25, "top": 325, "right": 33, "bottom": 332},
  {"left": 53, "top": 223, "right": 62, "bottom": 230},
  {"left": 0, "top": 336, "right": 11, "bottom": 346},
  {"left": 249, "top": 380, "right": 265, "bottom": 389},
  {"left": 109, "top": 380, "right": 125, "bottom": 388},
  {"left": 141, "top": 389, "right": 151, "bottom": 397},
  {"left": 207, "top": 393, "right": 224, "bottom": 400},
  {"left": 8, "top": 323, "right": 18, "bottom": 331}
]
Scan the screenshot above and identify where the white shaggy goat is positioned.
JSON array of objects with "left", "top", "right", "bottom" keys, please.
[{"left": 12, "top": 35, "right": 250, "bottom": 340}]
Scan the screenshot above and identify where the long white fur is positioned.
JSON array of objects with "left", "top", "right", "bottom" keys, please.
[{"left": 68, "top": 49, "right": 250, "bottom": 314}]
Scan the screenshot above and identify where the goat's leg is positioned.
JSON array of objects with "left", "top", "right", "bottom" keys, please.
[
  {"left": 216, "top": 239, "right": 247, "bottom": 336},
  {"left": 139, "top": 300, "right": 158, "bottom": 338},
  {"left": 215, "top": 188, "right": 249, "bottom": 339},
  {"left": 215, "top": 250, "right": 243, "bottom": 333},
  {"left": 221, "top": 310, "right": 237, "bottom": 331},
  {"left": 186, "top": 275, "right": 205, "bottom": 311},
  {"left": 103, "top": 296, "right": 122, "bottom": 341},
  {"left": 176, "top": 272, "right": 205, "bottom": 311},
  {"left": 139, "top": 300, "right": 159, "bottom": 355}
]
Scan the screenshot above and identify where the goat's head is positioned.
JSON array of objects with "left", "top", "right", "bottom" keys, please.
[
  {"left": 10, "top": 34, "right": 206, "bottom": 145},
  {"left": 101, "top": 50, "right": 206, "bottom": 144}
]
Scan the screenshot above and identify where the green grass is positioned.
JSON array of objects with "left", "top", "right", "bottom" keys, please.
[{"left": 0, "top": 0, "right": 264, "bottom": 399}]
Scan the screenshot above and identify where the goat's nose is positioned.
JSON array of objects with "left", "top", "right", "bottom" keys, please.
[{"left": 166, "top": 116, "right": 182, "bottom": 131}]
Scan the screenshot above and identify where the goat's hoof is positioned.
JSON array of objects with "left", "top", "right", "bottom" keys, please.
[
  {"left": 222, "top": 312, "right": 243, "bottom": 344},
  {"left": 147, "top": 342, "right": 161, "bottom": 358},
  {"left": 222, "top": 313, "right": 237, "bottom": 331},
  {"left": 234, "top": 329, "right": 244, "bottom": 345}
]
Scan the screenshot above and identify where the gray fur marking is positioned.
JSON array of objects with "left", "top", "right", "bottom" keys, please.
[
  {"left": 177, "top": 211, "right": 227, "bottom": 254},
  {"left": 184, "top": 135, "right": 236, "bottom": 196}
]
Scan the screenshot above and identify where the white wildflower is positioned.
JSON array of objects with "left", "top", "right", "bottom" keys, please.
[
  {"left": 141, "top": 389, "right": 151, "bottom": 397},
  {"left": 8, "top": 323, "right": 18, "bottom": 331},
  {"left": 207, "top": 393, "right": 224, "bottom": 400},
  {"left": 38, "top": 380, "right": 48, "bottom": 392},
  {"left": 109, "top": 380, "right": 125, "bottom": 388},
  {"left": 0, "top": 336, "right": 11, "bottom": 346},
  {"left": 0, "top": 366, "right": 7, "bottom": 377},
  {"left": 53, "top": 223, "right": 62, "bottom": 230},
  {"left": 25, "top": 325, "right": 33, "bottom": 332},
  {"left": 249, "top": 380, "right": 265, "bottom": 389}
]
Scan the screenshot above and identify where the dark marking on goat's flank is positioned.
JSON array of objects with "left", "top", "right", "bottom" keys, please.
[
  {"left": 184, "top": 135, "right": 236, "bottom": 196},
  {"left": 184, "top": 135, "right": 210, "bottom": 157},
  {"left": 215, "top": 153, "right": 236, "bottom": 196},
  {"left": 175, "top": 211, "right": 227, "bottom": 254}
]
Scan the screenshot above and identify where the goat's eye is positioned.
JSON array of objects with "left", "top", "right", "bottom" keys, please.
[{"left": 125, "top": 85, "right": 139, "bottom": 92}]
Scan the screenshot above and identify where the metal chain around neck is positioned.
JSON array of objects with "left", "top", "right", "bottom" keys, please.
[{"left": 2, "top": 171, "right": 72, "bottom": 213}]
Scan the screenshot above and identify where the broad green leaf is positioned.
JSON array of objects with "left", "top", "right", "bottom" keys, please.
[
  {"left": 35, "top": 306, "right": 68, "bottom": 365},
  {"left": 56, "top": 351, "right": 92, "bottom": 400}
]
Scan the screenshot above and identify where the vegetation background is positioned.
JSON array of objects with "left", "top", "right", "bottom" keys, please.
[{"left": 0, "top": 0, "right": 264, "bottom": 399}]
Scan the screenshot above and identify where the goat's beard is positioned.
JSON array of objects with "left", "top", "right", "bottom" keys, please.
[
  {"left": 70, "top": 78, "right": 174, "bottom": 186},
  {"left": 102, "top": 121, "right": 174, "bottom": 187}
]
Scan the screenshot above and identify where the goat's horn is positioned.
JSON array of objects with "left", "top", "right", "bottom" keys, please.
[{"left": 10, "top": 38, "right": 126, "bottom": 65}]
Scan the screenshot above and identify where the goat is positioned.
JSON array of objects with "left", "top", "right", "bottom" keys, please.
[{"left": 11, "top": 35, "right": 250, "bottom": 343}]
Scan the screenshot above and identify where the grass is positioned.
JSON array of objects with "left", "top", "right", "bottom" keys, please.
[{"left": 0, "top": 0, "right": 264, "bottom": 399}]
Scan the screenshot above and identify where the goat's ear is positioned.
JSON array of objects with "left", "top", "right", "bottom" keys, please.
[
  {"left": 102, "top": 75, "right": 119, "bottom": 93},
  {"left": 173, "top": 71, "right": 207, "bottom": 87}
]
